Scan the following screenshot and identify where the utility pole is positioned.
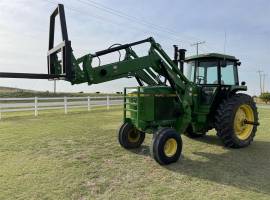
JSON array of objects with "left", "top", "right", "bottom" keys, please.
[
  {"left": 262, "top": 73, "right": 268, "bottom": 93},
  {"left": 191, "top": 41, "right": 206, "bottom": 55},
  {"left": 257, "top": 70, "right": 263, "bottom": 94}
]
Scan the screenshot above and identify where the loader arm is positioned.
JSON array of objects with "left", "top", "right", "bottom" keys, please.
[
  {"left": 66, "top": 37, "right": 190, "bottom": 90},
  {"left": 44, "top": 6, "right": 192, "bottom": 98},
  {"left": 50, "top": 34, "right": 194, "bottom": 108}
]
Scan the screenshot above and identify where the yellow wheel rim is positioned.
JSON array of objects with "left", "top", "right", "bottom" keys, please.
[
  {"left": 234, "top": 104, "right": 254, "bottom": 140},
  {"left": 164, "top": 138, "right": 177, "bottom": 157},
  {"left": 127, "top": 129, "right": 140, "bottom": 143}
]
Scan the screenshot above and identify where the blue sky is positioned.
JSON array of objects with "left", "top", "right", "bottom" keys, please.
[{"left": 0, "top": 0, "right": 269, "bottom": 95}]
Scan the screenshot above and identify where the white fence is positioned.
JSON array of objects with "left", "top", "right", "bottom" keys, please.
[{"left": 0, "top": 96, "right": 123, "bottom": 119}]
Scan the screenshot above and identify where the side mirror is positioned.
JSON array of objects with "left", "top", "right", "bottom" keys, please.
[{"left": 241, "top": 81, "right": 246, "bottom": 86}]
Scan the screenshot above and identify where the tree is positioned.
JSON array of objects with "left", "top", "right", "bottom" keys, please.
[{"left": 260, "top": 92, "right": 270, "bottom": 104}]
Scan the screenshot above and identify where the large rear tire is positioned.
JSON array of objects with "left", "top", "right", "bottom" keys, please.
[
  {"left": 215, "top": 93, "right": 258, "bottom": 148},
  {"left": 151, "top": 128, "right": 182, "bottom": 165},
  {"left": 118, "top": 122, "right": 145, "bottom": 149}
]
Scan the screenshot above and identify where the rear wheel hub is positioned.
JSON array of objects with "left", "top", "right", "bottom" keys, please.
[{"left": 234, "top": 104, "right": 254, "bottom": 140}]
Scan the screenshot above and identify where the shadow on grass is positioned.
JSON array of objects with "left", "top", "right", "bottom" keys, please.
[
  {"left": 130, "top": 136, "right": 270, "bottom": 195},
  {"left": 129, "top": 145, "right": 150, "bottom": 157},
  {"left": 195, "top": 134, "right": 224, "bottom": 145}
]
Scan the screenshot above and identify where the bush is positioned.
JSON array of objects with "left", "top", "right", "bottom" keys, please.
[{"left": 260, "top": 92, "right": 270, "bottom": 104}]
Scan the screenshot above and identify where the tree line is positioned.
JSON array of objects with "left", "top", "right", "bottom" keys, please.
[{"left": 260, "top": 92, "right": 270, "bottom": 104}]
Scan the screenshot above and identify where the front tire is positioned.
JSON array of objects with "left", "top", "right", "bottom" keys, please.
[
  {"left": 151, "top": 128, "right": 182, "bottom": 165},
  {"left": 118, "top": 122, "right": 145, "bottom": 149},
  {"left": 215, "top": 93, "right": 258, "bottom": 148}
]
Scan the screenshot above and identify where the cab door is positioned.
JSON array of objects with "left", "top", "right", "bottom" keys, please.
[{"left": 195, "top": 60, "right": 219, "bottom": 106}]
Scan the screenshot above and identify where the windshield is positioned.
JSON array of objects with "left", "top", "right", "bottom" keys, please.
[
  {"left": 185, "top": 60, "right": 238, "bottom": 85},
  {"left": 196, "top": 61, "right": 218, "bottom": 84}
]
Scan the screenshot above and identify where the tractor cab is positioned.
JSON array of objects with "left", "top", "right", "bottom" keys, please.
[
  {"left": 184, "top": 53, "right": 244, "bottom": 105},
  {"left": 185, "top": 53, "right": 241, "bottom": 86}
]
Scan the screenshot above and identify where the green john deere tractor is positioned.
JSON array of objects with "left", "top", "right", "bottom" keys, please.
[{"left": 0, "top": 4, "right": 259, "bottom": 165}]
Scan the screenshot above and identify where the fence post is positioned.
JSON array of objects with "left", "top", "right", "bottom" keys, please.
[
  {"left": 107, "top": 96, "right": 110, "bottom": 110},
  {"left": 64, "top": 97, "right": 68, "bottom": 114},
  {"left": 34, "top": 97, "right": 38, "bottom": 117},
  {"left": 87, "top": 96, "right": 91, "bottom": 111}
]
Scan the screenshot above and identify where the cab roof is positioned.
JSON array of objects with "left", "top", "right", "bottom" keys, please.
[{"left": 185, "top": 53, "right": 238, "bottom": 61}]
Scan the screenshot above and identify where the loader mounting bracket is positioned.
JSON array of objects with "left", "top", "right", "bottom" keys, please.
[
  {"left": 0, "top": 4, "right": 71, "bottom": 80},
  {"left": 47, "top": 4, "right": 73, "bottom": 81}
]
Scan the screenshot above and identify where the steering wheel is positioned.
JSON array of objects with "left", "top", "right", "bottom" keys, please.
[{"left": 196, "top": 76, "right": 206, "bottom": 84}]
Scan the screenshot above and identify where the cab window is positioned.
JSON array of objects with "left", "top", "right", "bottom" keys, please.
[
  {"left": 221, "top": 61, "right": 237, "bottom": 85},
  {"left": 185, "top": 61, "right": 195, "bottom": 82},
  {"left": 195, "top": 61, "right": 218, "bottom": 84}
]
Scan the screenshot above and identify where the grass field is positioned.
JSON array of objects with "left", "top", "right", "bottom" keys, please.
[{"left": 0, "top": 107, "right": 269, "bottom": 200}]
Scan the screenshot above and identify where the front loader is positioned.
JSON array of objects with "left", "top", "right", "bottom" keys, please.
[{"left": 0, "top": 4, "right": 259, "bottom": 165}]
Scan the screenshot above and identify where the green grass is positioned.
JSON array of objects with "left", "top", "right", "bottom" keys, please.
[{"left": 0, "top": 108, "right": 269, "bottom": 200}]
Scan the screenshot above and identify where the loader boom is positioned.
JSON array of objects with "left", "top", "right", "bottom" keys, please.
[
  {"left": 45, "top": 5, "right": 193, "bottom": 110},
  {"left": 45, "top": 5, "right": 190, "bottom": 92},
  {"left": 62, "top": 37, "right": 190, "bottom": 90}
]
